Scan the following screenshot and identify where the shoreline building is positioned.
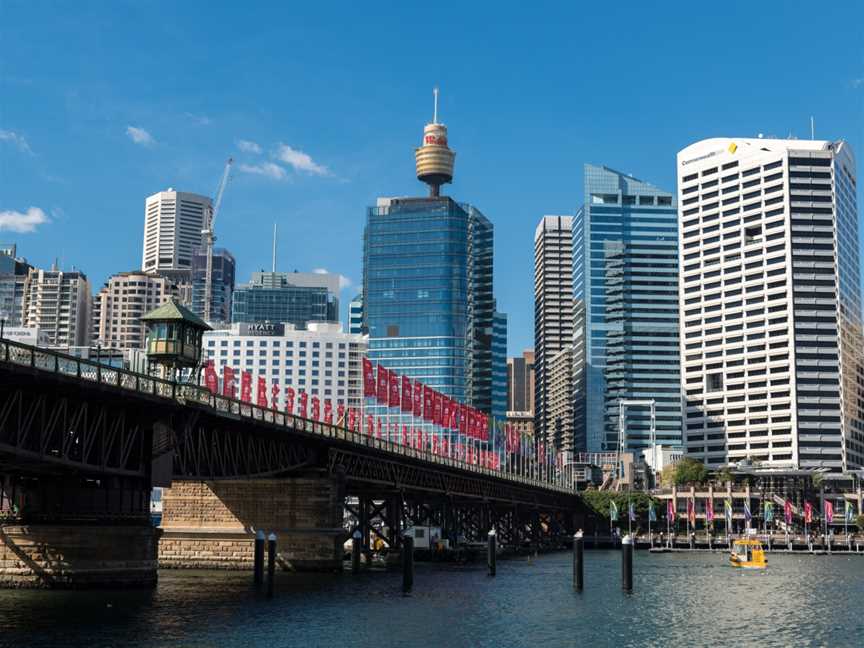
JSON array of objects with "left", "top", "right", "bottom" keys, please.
[
  {"left": 677, "top": 138, "right": 862, "bottom": 471},
  {"left": 507, "top": 349, "right": 535, "bottom": 436},
  {"left": 0, "top": 244, "right": 32, "bottom": 327},
  {"left": 533, "top": 215, "right": 575, "bottom": 451},
  {"left": 92, "top": 271, "right": 178, "bottom": 350},
  {"left": 573, "top": 165, "right": 681, "bottom": 455},
  {"left": 231, "top": 271, "right": 340, "bottom": 328},
  {"left": 363, "top": 91, "right": 507, "bottom": 419},
  {"left": 22, "top": 266, "right": 91, "bottom": 347},
  {"left": 203, "top": 321, "right": 367, "bottom": 410}
]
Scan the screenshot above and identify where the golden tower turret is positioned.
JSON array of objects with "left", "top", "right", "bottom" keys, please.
[{"left": 415, "top": 87, "right": 455, "bottom": 197}]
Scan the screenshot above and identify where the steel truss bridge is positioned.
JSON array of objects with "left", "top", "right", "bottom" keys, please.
[{"left": 0, "top": 339, "right": 585, "bottom": 550}]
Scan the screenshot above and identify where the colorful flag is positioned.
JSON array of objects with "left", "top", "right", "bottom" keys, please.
[
  {"left": 311, "top": 395, "right": 320, "bottom": 421},
  {"left": 824, "top": 500, "right": 834, "bottom": 524},
  {"left": 376, "top": 365, "right": 389, "bottom": 404},
  {"left": 347, "top": 407, "right": 356, "bottom": 431},
  {"left": 784, "top": 499, "right": 793, "bottom": 525},
  {"left": 432, "top": 392, "right": 442, "bottom": 426},
  {"left": 628, "top": 500, "right": 636, "bottom": 522},
  {"left": 337, "top": 402, "right": 345, "bottom": 426},
  {"left": 667, "top": 499, "right": 675, "bottom": 521},
  {"left": 423, "top": 386, "right": 434, "bottom": 422},
  {"left": 285, "top": 386, "right": 295, "bottom": 415},
  {"left": 240, "top": 371, "right": 252, "bottom": 403},
  {"left": 402, "top": 425, "right": 409, "bottom": 446},
  {"left": 222, "top": 365, "right": 236, "bottom": 398},
  {"left": 366, "top": 414, "right": 373, "bottom": 436},
  {"left": 648, "top": 502, "right": 657, "bottom": 523},
  {"left": 706, "top": 498, "right": 714, "bottom": 522},
  {"left": 845, "top": 500, "right": 855, "bottom": 523},
  {"left": 363, "top": 357, "right": 376, "bottom": 398},
  {"left": 388, "top": 371, "right": 400, "bottom": 408},
  {"left": 271, "top": 383, "right": 280, "bottom": 410},
  {"left": 743, "top": 501, "right": 752, "bottom": 522},
  {"left": 323, "top": 399, "right": 333, "bottom": 424},
  {"left": 441, "top": 397, "right": 451, "bottom": 429},
  {"left": 804, "top": 501, "right": 813, "bottom": 524},
  {"left": 687, "top": 498, "right": 696, "bottom": 527},
  {"left": 610, "top": 501, "right": 619, "bottom": 522},
  {"left": 764, "top": 501, "right": 774, "bottom": 523},
  {"left": 256, "top": 376, "right": 268, "bottom": 407},
  {"left": 724, "top": 498, "right": 733, "bottom": 525},
  {"left": 401, "top": 376, "right": 412, "bottom": 412}
]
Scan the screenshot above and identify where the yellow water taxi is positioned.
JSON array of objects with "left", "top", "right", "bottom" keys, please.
[{"left": 729, "top": 538, "right": 767, "bottom": 569}]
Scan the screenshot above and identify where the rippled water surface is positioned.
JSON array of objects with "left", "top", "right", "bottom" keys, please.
[{"left": 1, "top": 551, "right": 862, "bottom": 648}]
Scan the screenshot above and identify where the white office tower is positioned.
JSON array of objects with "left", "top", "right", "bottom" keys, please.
[
  {"left": 92, "top": 271, "right": 178, "bottom": 350},
  {"left": 677, "top": 138, "right": 862, "bottom": 472},
  {"left": 534, "top": 215, "right": 575, "bottom": 451},
  {"left": 22, "top": 267, "right": 91, "bottom": 347},
  {"left": 142, "top": 189, "right": 212, "bottom": 274}
]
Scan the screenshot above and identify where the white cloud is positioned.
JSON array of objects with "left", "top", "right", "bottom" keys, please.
[
  {"left": 0, "top": 129, "right": 33, "bottom": 154},
  {"left": 185, "top": 112, "right": 212, "bottom": 126},
  {"left": 237, "top": 139, "right": 262, "bottom": 154},
  {"left": 313, "top": 268, "right": 352, "bottom": 290},
  {"left": 0, "top": 207, "right": 49, "bottom": 233},
  {"left": 237, "top": 162, "right": 287, "bottom": 181},
  {"left": 126, "top": 125, "right": 155, "bottom": 146},
  {"left": 273, "top": 143, "right": 329, "bottom": 176}
]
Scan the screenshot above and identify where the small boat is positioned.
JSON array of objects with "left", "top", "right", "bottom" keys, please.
[{"left": 729, "top": 538, "right": 767, "bottom": 569}]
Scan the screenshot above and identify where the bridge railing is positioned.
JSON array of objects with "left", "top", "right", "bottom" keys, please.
[{"left": 1, "top": 339, "right": 574, "bottom": 495}]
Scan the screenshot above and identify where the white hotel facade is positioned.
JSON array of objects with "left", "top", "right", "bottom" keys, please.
[
  {"left": 202, "top": 322, "right": 367, "bottom": 411},
  {"left": 677, "top": 137, "right": 863, "bottom": 472}
]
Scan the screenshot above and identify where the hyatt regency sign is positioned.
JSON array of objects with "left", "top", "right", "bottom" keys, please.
[{"left": 240, "top": 323, "right": 285, "bottom": 336}]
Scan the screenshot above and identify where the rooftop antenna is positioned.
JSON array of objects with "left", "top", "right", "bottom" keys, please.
[
  {"left": 810, "top": 116, "right": 815, "bottom": 140},
  {"left": 272, "top": 223, "right": 277, "bottom": 272},
  {"left": 433, "top": 86, "right": 439, "bottom": 124}
]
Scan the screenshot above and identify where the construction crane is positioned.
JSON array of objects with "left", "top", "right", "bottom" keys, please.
[{"left": 202, "top": 157, "right": 233, "bottom": 322}]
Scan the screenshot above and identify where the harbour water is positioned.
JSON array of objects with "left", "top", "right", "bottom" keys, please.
[{"left": 1, "top": 551, "right": 862, "bottom": 648}]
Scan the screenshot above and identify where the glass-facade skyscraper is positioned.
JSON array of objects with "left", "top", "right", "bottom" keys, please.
[
  {"left": 232, "top": 271, "right": 339, "bottom": 328},
  {"left": 191, "top": 246, "right": 236, "bottom": 323},
  {"left": 363, "top": 196, "right": 506, "bottom": 418},
  {"left": 573, "top": 164, "right": 681, "bottom": 453}
]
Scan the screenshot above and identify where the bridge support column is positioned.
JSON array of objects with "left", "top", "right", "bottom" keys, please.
[
  {"left": 0, "top": 475, "right": 156, "bottom": 589},
  {"left": 159, "top": 473, "right": 344, "bottom": 572}
]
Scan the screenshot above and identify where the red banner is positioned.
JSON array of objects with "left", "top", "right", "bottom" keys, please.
[
  {"left": 402, "top": 425, "right": 409, "bottom": 446},
  {"left": 459, "top": 404, "right": 468, "bottom": 435},
  {"left": 376, "top": 365, "right": 389, "bottom": 404},
  {"left": 256, "top": 376, "right": 268, "bottom": 407},
  {"left": 299, "top": 391, "right": 308, "bottom": 418},
  {"left": 366, "top": 414, "right": 373, "bottom": 436},
  {"left": 324, "top": 399, "right": 333, "bottom": 424},
  {"left": 401, "top": 376, "right": 412, "bottom": 413},
  {"left": 412, "top": 380, "right": 422, "bottom": 417},
  {"left": 423, "top": 385, "right": 434, "bottom": 421},
  {"left": 271, "top": 383, "right": 280, "bottom": 410},
  {"left": 362, "top": 357, "right": 376, "bottom": 398},
  {"left": 347, "top": 407, "right": 356, "bottom": 431},
  {"left": 375, "top": 417, "right": 382, "bottom": 439},
  {"left": 433, "top": 392, "right": 443, "bottom": 426},
  {"left": 204, "top": 361, "right": 218, "bottom": 394},
  {"left": 240, "top": 371, "right": 252, "bottom": 403},
  {"left": 311, "top": 396, "right": 320, "bottom": 421},
  {"left": 337, "top": 403, "right": 345, "bottom": 426},
  {"left": 441, "top": 397, "right": 450, "bottom": 429},
  {"left": 285, "top": 387, "right": 295, "bottom": 414},
  {"left": 389, "top": 371, "right": 400, "bottom": 408},
  {"left": 222, "top": 366, "right": 235, "bottom": 398}
]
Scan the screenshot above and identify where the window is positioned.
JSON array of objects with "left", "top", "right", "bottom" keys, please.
[{"left": 706, "top": 373, "right": 723, "bottom": 392}]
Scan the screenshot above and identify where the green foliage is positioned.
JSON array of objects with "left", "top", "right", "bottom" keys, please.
[
  {"left": 811, "top": 472, "right": 825, "bottom": 488},
  {"left": 580, "top": 491, "right": 658, "bottom": 523},
  {"left": 660, "top": 464, "right": 676, "bottom": 487},
  {"left": 856, "top": 513, "right": 864, "bottom": 531},
  {"left": 714, "top": 467, "right": 734, "bottom": 484},
  {"left": 673, "top": 458, "right": 709, "bottom": 485}
]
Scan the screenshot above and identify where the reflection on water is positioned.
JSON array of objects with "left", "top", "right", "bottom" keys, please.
[{"left": 1, "top": 552, "right": 862, "bottom": 648}]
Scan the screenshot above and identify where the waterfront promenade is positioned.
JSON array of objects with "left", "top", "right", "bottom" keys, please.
[{"left": 1, "top": 551, "right": 861, "bottom": 648}]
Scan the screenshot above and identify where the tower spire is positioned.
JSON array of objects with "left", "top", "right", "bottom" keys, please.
[
  {"left": 433, "top": 86, "right": 439, "bottom": 124},
  {"left": 415, "top": 87, "right": 455, "bottom": 197}
]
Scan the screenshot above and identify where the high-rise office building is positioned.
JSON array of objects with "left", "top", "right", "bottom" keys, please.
[
  {"left": 231, "top": 271, "right": 340, "bottom": 328},
  {"left": 142, "top": 189, "right": 212, "bottom": 275},
  {"left": 534, "top": 215, "right": 574, "bottom": 450},
  {"left": 191, "top": 246, "right": 236, "bottom": 323},
  {"left": 0, "top": 244, "right": 32, "bottom": 327},
  {"left": 348, "top": 293, "right": 363, "bottom": 334},
  {"left": 678, "top": 138, "right": 862, "bottom": 472},
  {"left": 22, "top": 266, "right": 91, "bottom": 347},
  {"left": 507, "top": 349, "right": 535, "bottom": 413},
  {"left": 573, "top": 165, "right": 680, "bottom": 455},
  {"left": 92, "top": 271, "right": 178, "bottom": 349},
  {"left": 548, "top": 345, "right": 574, "bottom": 451},
  {"left": 363, "top": 95, "right": 506, "bottom": 418}
]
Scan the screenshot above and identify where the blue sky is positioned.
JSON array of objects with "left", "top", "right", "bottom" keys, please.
[{"left": 2, "top": 1, "right": 862, "bottom": 354}]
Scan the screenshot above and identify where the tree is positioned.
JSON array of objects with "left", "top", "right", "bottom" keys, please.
[
  {"left": 673, "top": 458, "right": 709, "bottom": 486},
  {"left": 856, "top": 513, "right": 864, "bottom": 532},
  {"left": 660, "top": 464, "right": 676, "bottom": 488},
  {"left": 714, "top": 467, "right": 734, "bottom": 485}
]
